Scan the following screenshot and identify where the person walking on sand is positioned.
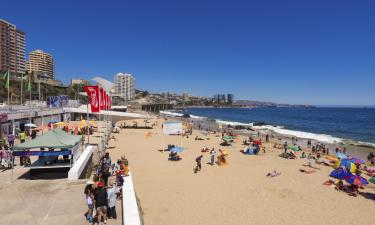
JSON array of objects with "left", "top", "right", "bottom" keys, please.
[
  {"left": 283, "top": 141, "right": 288, "bottom": 153},
  {"left": 195, "top": 155, "right": 203, "bottom": 173},
  {"left": 210, "top": 148, "right": 216, "bottom": 165}
]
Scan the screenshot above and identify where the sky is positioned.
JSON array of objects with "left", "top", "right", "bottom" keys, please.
[{"left": 2, "top": 0, "right": 375, "bottom": 105}]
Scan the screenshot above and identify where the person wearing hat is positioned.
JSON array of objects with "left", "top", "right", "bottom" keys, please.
[{"left": 94, "top": 181, "right": 108, "bottom": 225}]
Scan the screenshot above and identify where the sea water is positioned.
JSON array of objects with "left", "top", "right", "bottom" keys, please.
[{"left": 174, "top": 107, "right": 375, "bottom": 146}]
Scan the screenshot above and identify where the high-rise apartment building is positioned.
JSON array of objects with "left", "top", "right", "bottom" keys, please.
[
  {"left": 0, "top": 19, "right": 26, "bottom": 75},
  {"left": 227, "top": 94, "right": 234, "bottom": 104},
  {"left": 114, "top": 73, "right": 135, "bottom": 101},
  {"left": 27, "top": 49, "right": 54, "bottom": 79}
]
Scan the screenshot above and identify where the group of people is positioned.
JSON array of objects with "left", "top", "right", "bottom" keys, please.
[
  {"left": 84, "top": 152, "right": 128, "bottom": 225},
  {"left": 194, "top": 148, "right": 228, "bottom": 173}
]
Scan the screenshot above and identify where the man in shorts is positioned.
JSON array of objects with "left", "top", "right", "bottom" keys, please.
[{"left": 94, "top": 181, "right": 108, "bottom": 225}]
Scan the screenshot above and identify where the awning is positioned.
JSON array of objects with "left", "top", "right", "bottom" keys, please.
[{"left": 12, "top": 128, "right": 82, "bottom": 150}]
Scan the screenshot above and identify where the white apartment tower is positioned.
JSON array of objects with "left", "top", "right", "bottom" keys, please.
[{"left": 114, "top": 73, "right": 135, "bottom": 101}]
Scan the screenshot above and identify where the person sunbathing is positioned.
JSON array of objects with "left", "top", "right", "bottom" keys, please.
[
  {"left": 303, "top": 161, "right": 320, "bottom": 169},
  {"left": 195, "top": 136, "right": 204, "bottom": 141},
  {"left": 299, "top": 169, "right": 316, "bottom": 174},
  {"left": 220, "top": 141, "right": 231, "bottom": 146},
  {"left": 363, "top": 166, "right": 375, "bottom": 176},
  {"left": 266, "top": 170, "right": 281, "bottom": 178},
  {"left": 323, "top": 179, "right": 335, "bottom": 186},
  {"left": 335, "top": 181, "right": 358, "bottom": 197},
  {"left": 287, "top": 152, "right": 296, "bottom": 159},
  {"left": 201, "top": 147, "right": 209, "bottom": 152},
  {"left": 169, "top": 152, "right": 182, "bottom": 161}
]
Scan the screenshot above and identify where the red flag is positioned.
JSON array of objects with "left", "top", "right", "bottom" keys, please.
[
  {"left": 106, "top": 94, "right": 109, "bottom": 110},
  {"left": 84, "top": 86, "right": 100, "bottom": 112},
  {"left": 104, "top": 93, "right": 108, "bottom": 110},
  {"left": 99, "top": 88, "right": 105, "bottom": 110}
]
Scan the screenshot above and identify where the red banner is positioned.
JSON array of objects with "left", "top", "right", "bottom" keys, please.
[
  {"left": 99, "top": 88, "right": 105, "bottom": 110},
  {"left": 104, "top": 92, "right": 108, "bottom": 110},
  {"left": 84, "top": 86, "right": 100, "bottom": 112}
]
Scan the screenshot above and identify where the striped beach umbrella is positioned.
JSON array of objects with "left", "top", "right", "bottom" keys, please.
[{"left": 345, "top": 175, "right": 369, "bottom": 186}]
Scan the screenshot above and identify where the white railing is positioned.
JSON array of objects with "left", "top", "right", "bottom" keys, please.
[{"left": 122, "top": 172, "right": 142, "bottom": 225}]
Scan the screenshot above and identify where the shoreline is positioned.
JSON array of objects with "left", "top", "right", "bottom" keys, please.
[{"left": 158, "top": 110, "right": 375, "bottom": 160}]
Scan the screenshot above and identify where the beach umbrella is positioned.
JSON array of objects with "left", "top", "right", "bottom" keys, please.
[
  {"left": 223, "top": 136, "right": 233, "bottom": 141},
  {"left": 368, "top": 177, "right": 375, "bottom": 184},
  {"left": 330, "top": 168, "right": 352, "bottom": 180},
  {"left": 336, "top": 152, "right": 348, "bottom": 159},
  {"left": 200, "top": 130, "right": 208, "bottom": 136},
  {"left": 170, "top": 146, "right": 184, "bottom": 153},
  {"left": 325, "top": 156, "right": 339, "bottom": 162},
  {"left": 54, "top": 122, "right": 65, "bottom": 127},
  {"left": 350, "top": 157, "right": 365, "bottom": 164},
  {"left": 288, "top": 146, "right": 301, "bottom": 151},
  {"left": 24, "top": 123, "right": 37, "bottom": 128},
  {"left": 345, "top": 174, "right": 369, "bottom": 186},
  {"left": 333, "top": 159, "right": 357, "bottom": 173}
]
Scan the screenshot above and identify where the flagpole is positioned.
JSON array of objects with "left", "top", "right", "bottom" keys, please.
[
  {"left": 7, "top": 70, "right": 10, "bottom": 106},
  {"left": 29, "top": 76, "right": 31, "bottom": 102},
  {"left": 38, "top": 81, "right": 41, "bottom": 102},
  {"left": 20, "top": 73, "right": 23, "bottom": 105}
]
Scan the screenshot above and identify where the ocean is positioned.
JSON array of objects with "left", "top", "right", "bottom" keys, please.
[{"left": 173, "top": 107, "right": 375, "bottom": 146}]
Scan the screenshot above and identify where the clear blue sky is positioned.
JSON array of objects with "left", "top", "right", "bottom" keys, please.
[{"left": 2, "top": 0, "right": 375, "bottom": 105}]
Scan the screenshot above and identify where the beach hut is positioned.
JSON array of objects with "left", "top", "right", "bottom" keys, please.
[{"left": 162, "top": 122, "right": 183, "bottom": 135}]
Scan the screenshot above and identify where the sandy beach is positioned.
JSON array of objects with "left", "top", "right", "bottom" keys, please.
[{"left": 107, "top": 117, "right": 375, "bottom": 225}]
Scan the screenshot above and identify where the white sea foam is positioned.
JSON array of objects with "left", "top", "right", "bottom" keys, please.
[
  {"left": 159, "top": 111, "right": 205, "bottom": 119},
  {"left": 254, "top": 125, "right": 342, "bottom": 144},
  {"left": 214, "top": 118, "right": 342, "bottom": 144},
  {"left": 160, "top": 111, "right": 184, "bottom": 117},
  {"left": 215, "top": 119, "right": 253, "bottom": 127}
]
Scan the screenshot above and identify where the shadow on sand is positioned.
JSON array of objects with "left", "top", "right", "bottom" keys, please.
[{"left": 17, "top": 167, "right": 69, "bottom": 180}]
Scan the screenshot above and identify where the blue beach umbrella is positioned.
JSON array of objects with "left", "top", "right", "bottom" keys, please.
[
  {"left": 170, "top": 146, "right": 184, "bottom": 153},
  {"left": 336, "top": 152, "right": 348, "bottom": 159},
  {"left": 333, "top": 159, "right": 357, "bottom": 173},
  {"left": 49, "top": 119, "right": 59, "bottom": 123},
  {"left": 330, "top": 168, "right": 352, "bottom": 180}
]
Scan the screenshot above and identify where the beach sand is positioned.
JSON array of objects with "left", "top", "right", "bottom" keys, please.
[{"left": 107, "top": 118, "right": 375, "bottom": 225}]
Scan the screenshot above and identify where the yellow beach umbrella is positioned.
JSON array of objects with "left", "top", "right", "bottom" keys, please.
[{"left": 54, "top": 122, "right": 65, "bottom": 126}]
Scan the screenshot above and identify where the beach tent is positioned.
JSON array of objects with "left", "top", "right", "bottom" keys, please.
[
  {"left": 163, "top": 122, "right": 183, "bottom": 135},
  {"left": 12, "top": 128, "right": 82, "bottom": 150}
]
